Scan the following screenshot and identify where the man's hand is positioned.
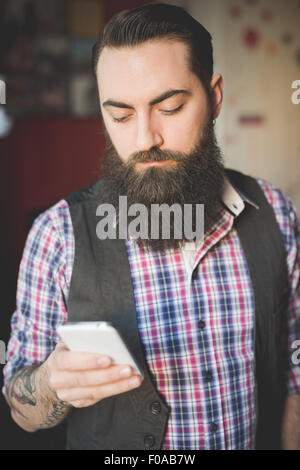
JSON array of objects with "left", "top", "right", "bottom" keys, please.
[{"left": 45, "top": 340, "right": 143, "bottom": 408}]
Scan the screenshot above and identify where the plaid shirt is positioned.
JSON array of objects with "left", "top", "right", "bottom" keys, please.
[{"left": 3, "top": 176, "right": 300, "bottom": 450}]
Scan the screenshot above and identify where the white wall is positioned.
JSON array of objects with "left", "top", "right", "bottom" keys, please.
[{"left": 161, "top": 0, "right": 300, "bottom": 211}]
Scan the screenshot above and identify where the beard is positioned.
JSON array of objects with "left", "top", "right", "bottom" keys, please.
[{"left": 100, "top": 115, "right": 225, "bottom": 252}]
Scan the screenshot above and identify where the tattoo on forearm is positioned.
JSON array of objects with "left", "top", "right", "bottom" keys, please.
[
  {"left": 6, "top": 365, "right": 38, "bottom": 406},
  {"left": 39, "top": 401, "right": 69, "bottom": 429},
  {"left": 5, "top": 365, "right": 70, "bottom": 429}
]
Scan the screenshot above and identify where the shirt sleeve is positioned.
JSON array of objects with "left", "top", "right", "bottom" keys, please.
[
  {"left": 284, "top": 199, "right": 300, "bottom": 395},
  {"left": 257, "top": 179, "right": 300, "bottom": 395},
  {"left": 2, "top": 200, "right": 72, "bottom": 395}
]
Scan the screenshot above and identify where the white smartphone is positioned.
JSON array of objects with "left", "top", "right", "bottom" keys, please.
[{"left": 57, "top": 321, "right": 144, "bottom": 379}]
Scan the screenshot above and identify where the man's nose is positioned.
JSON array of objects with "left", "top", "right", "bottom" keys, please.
[{"left": 135, "top": 115, "right": 163, "bottom": 152}]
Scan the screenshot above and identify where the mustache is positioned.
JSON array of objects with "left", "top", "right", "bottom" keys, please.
[{"left": 127, "top": 147, "right": 187, "bottom": 165}]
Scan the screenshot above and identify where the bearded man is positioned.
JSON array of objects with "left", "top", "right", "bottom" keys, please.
[{"left": 3, "top": 3, "right": 300, "bottom": 450}]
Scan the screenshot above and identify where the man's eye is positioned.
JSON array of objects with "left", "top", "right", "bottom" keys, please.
[
  {"left": 112, "top": 115, "right": 130, "bottom": 123},
  {"left": 161, "top": 104, "right": 184, "bottom": 115},
  {"left": 112, "top": 104, "right": 184, "bottom": 123}
]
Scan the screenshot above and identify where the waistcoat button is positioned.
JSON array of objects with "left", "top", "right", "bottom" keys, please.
[
  {"left": 144, "top": 434, "right": 156, "bottom": 448},
  {"left": 150, "top": 401, "right": 161, "bottom": 415}
]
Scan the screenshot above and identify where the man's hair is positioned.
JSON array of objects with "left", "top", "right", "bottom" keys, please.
[{"left": 92, "top": 2, "right": 214, "bottom": 93}]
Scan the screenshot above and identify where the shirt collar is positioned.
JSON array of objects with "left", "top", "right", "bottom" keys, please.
[{"left": 221, "top": 174, "right": 260, "bottom": 217}]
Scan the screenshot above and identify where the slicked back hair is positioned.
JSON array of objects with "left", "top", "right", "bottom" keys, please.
[{"left": 92, "top": 3, "right": 214, "bottom": 94}]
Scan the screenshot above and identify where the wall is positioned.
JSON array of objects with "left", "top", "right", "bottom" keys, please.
[
  {"left": 167, "top": 0, "right": 300, "bottom": 211},
  {"left": 0, "top": 117, "right": 105, "bottom": 272}
]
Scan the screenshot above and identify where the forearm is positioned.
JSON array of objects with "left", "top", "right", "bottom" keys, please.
[
  {"left": 281, "top": 394, "right": 300, "bottom": 450},
  {"left": 5, "top": 362, "right": 71, "bottom": 432}
]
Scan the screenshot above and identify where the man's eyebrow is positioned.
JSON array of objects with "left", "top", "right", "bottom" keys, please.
[{"left": 102, "top": 89, "right": 191, "bottom": 109}]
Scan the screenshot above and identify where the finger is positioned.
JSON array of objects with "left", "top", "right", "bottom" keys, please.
[
  {"left": 57, "top": 374, "right": 142, "bottom": 404},
  {"left": 93, "top": 374, "right": 142, "bottom": 401},
  {"left": 54, "top": 350, "right": 112, "bottom": 371},
  {"left": 69, "top": 400, "right": 92, "bottom": 408},
  {"left": 55, "top": 340, "right": 68, "bottom": 351},
  {"left": 51, "top": 364, "right": 134, "bottom": 389}
]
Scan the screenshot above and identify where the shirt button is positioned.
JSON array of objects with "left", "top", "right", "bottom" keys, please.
[
  {"left": 198, "top": 320, "right": 206, "bottom": 329},
  {"left": 150, "top": 401, "right": 161, "bottom": 415},
  {"left": 144, "top": 434, "right": 156, "bottom": 448},
  {"left": 205, "top": 371, "right": 213, "bottom": 382},
  {"left": 211, "top": 422, "right": 218, "bottom": 433}
]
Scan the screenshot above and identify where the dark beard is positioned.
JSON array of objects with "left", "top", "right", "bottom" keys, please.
[{"left": 101, "top": 117, "right": 225, "bottom": 251}]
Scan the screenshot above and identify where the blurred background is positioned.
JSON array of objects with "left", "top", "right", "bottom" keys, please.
[{"left": 0, "top": 0, "right": 299, "bottom": 449}]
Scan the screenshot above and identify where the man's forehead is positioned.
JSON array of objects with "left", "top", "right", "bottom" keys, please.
[
  {"left": 97, "top": 38, "right": 190, "bottom": 71},
  {"left": 97, "top": 39, "right": 194, "bottom": 104}
]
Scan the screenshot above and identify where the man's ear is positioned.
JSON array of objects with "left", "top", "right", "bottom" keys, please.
[{"left": 210, "top": 74, "right": 223, "bottom": 120}]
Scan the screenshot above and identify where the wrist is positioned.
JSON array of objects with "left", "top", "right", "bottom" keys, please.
[{"left": 37, "top": 359, "right": 61, "bottom": 404}]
